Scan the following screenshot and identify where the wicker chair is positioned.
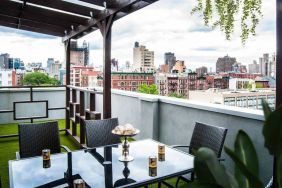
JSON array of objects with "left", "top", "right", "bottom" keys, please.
[
  {"left": 84, "top": 118, "right": 121, "bottom": 148},
  {"left": 161, "top": 122, "right": 228, "bottom": 188},
  {"left": 17, "top": 121, "right": 70, "bottom": 159}
]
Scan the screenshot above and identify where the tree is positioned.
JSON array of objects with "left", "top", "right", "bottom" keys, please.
[
  {"left": 137, "top": 84, "right": 159, "bottom": 95},
  {"left": 22, "top": 72, "right": 60, "bottom": 86},
  {"left": 192, "top": 0, "right": 262, "bottom": 44},
  {"left": 168, "top": 92, "right": 186, "bottom": 99}
]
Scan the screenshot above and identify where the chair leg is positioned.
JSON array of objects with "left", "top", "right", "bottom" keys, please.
[
  {"left": 175, "top": 177, "right": 181, "bottom": 188},
  {"left": 158, "top": 182, "right": 162, "bottom": 188}
]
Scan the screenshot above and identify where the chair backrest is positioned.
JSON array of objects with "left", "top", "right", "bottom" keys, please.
[
  {"left": 189, "top": 122, "right": 227, "bottom": 158},
  {"left": 18, "top": 121, "right": 61, "bottom": 158},
  {"left": 84, "top": 118, "right": 121, "bottom": 148}
]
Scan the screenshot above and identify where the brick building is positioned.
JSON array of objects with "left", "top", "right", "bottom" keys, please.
[
  {"left": 70, "top": 66, "right": 95, "bottom": 87},
  {"left": 216, "top": 55, "right": 236, "bottom": 73},
  {"left": 111, "top": 72, "right": 154, "bottom": 91}
]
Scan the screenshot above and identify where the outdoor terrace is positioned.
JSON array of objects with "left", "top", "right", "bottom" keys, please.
[{"left": 0, "top": 86, "right": 271, "bottom": 187}]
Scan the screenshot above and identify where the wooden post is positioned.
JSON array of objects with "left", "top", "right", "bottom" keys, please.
[
  {"left": 97, "top": 15, "right": 115, "bottom": 119},
  {"left": 65, "top": 40, "right": 71, "bottom": 132},
  {"left": 274, "top": 0, "right": 282, "bottom": 186}
]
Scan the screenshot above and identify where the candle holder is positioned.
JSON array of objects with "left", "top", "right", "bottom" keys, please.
[{"left": 112, "top": 129, "right": 140, "bottom": 162}]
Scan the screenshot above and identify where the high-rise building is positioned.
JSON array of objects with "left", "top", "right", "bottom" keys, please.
[
  {"left": 47, "top": 58, "right": 55, "bottom": 71},
  {"left": 232, "top": 63, "right": 247, "bottom": 73},
  {"left": 216, "top": 55, "right": 236, "bottom": 73},
  {"left": 133, "top": 42, "right": 155, "bottom": 72},
  {"left": 259, "top": 53, "right": 273, "bottom": 76},
  {"left": 0, "top": 53, "right": 10, "bottom": 69},
  {"left": 249, "top": 60, "right": 260, "bottom": 74},
  {"left": 70, "top": 40, "right": 89, "bottom": 67},
  {"left": 59, "top": 69, "right": 66, "bottom": 85},
  {"left": 8, "top": 58, "right": 24, "bottom": 70},
  {"left": 196, "top": 66, "right": 208, "bottom": 76},
  {"left": 111, "top": 59, "right": 119, "bottom": 72},
  {"left": 270, "top": 53, "right": 276, "bottom": 78},
  {"left": 50, "top": 61, "right": 62, "bottom": 79},
  {"left": 164, "top": 52, "right": 176, "bottom": 73}
]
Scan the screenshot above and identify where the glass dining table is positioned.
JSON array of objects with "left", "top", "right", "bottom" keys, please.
[{"left": 9, "top": 139, "right": 194, "bottom": 188}]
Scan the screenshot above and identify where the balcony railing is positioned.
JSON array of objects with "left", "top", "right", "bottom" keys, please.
[{"left": 0, "top": 86, "right": 272, "bottom": 185}]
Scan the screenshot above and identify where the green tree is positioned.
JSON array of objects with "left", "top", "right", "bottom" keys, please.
[
  {"left": 137, "top": 84, "right": 159, "bottom": 95},
  {"left": 255, "top": 83, "right": 264, "bottom": 88},
  {"left": 168, "top": 92, "right": 186, "bottom": 99},
  {"left": 192, "top": 0, "right": 262, "bottom": 44},
  {"left": 22, "top": 72, "right": 60, "bottom": 86}
]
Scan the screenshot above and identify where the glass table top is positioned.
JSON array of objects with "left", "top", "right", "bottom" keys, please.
[{"left": 9, "top": 139, "right": 194, "bottom": 188}]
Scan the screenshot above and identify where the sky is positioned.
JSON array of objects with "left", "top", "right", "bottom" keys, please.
[{"left": 0, "top": 0, "right": 276, "bottom": 71}]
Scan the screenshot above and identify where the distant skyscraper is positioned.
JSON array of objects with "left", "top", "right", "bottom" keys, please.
[
  {"left": 59, "top": 69, "right": 66, "bottom": 85},
  {"left": 70, "top": 40, "right": 89, "bottom": 67},
  {"left": 270, "top": 53, "right": 276, "bottom": 78},
  {"left": 111, "top": 58, "right": 119, "bottom": 71},
  {"left": 249, "top": 60, "right": 260, "bottom": 74},
  {"left": 0, "top": 53, "right": 10, "bottom": 69},
  {"left": 216, "top": 55, "right": 236, "bottom": 73},
  {"left": 125, "top": 61, "right": 131, "bottom": 70},
  {"left": 259, "top": 53, "right": 270, "bottom": 76},
  {"left": 50, "top": 61, "right": 62, "bottom": 79},
  {"left": 47, "top": 58, "right": 55, "bottom": 72},
  {"left": 164, "top": 52, "right": 176, "bottom": 73},
  {"left": 8, "top": 58, "right": 24, "bottom": 70},
  {"left": 196, "top": 66, "right": 208, "bottom": 76},
  {"left": 232, "top": 63, "right": 247, "bottom": 73},
  {"left": 133, "top": 42, "right": 155, "bottom": 72}
]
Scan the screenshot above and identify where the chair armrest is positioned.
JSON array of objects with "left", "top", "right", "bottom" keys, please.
[
  {"left": 60, "top": 145, "right": 71, "bottom": 153},
  {"left": 171, "top": 145, "right": 190, "bottom": 149},
  {"left": 16, "top": 151, "right": 20, "bottom": 160}
]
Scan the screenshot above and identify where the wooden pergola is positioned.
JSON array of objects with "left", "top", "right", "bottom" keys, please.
[{"left": 0, "top": 0, "right": 158, "bottom": 118}]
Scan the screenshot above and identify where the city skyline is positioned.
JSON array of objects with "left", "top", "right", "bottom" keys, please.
[{"left": 0, "top": 0, "right": 276, "bottom": 71}]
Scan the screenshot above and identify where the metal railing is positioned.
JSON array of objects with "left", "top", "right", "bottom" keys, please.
[{"left": 0, "top": 85, "right": 66, "bottom": 138}]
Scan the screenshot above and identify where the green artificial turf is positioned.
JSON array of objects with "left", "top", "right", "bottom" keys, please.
[
  {"left": 0, "top": 120, "right": 189, "bottom": 188},
  {"left": 0, "top": 120, "right": 80, "bottom": 187}
]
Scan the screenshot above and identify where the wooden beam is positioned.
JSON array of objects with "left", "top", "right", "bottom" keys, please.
[
  {"left": 63, "top": 0, "right": 142, "bottom": 41},
  {"left": 0, "top": 14, "right": 65, "bottom": 35},
  {"left": 97, "top": 15, "right": 115, "bottom": 119},
  {"left": 277, "top": 0, "right": 282, "bottom": 108},
  {"left": 0, "top": 0, "right": 88, "bottom": 28},
  {"left": 0, "top": 21, "right": 63, "bottom": 36},
  {"left": 17, "top": 0, "right": 101, "bottom": 18},
  {"left": 65, "top": 40, "right": 71, "bottom": 131}
]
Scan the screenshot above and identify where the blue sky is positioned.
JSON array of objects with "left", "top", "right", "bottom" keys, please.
[{"left": 0, "top": 0, "right": 276, "bottom": 71}]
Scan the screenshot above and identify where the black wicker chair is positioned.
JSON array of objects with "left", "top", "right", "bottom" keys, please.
[
  {"left": 84, "top": 118, "right": 121, "bottom": 148},
  {"left": 17, "top": 121, "right": 70, "bottom": 159},
  {"left": 161, "top": 122, "right": 228, "bottom": 188}
]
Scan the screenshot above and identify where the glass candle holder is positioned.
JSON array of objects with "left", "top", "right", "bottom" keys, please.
[
  {"left": 149, "top": 167, "right": 157, "bottom": 177},
  {"left": 42, "top": 149, "right": 51, "bottom": 168},
  {"left": 73, "top": 179, "right": 86, "bottom": 188},
  {"left": 158, "top": 153, "right": 165, "bottom": 162},
  {"left": 158, "top": 144, "right": 165, "bottom": 154},
  {"left": 149, "top": 156, "right": 157, "bottom": 168}
]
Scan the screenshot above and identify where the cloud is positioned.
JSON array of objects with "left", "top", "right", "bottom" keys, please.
[
  {"left": 0, "top": 26, "right": 57, "bottom": 39},
  {"left": 0, "top": 0, "right": 276, "bottom": 71}
]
